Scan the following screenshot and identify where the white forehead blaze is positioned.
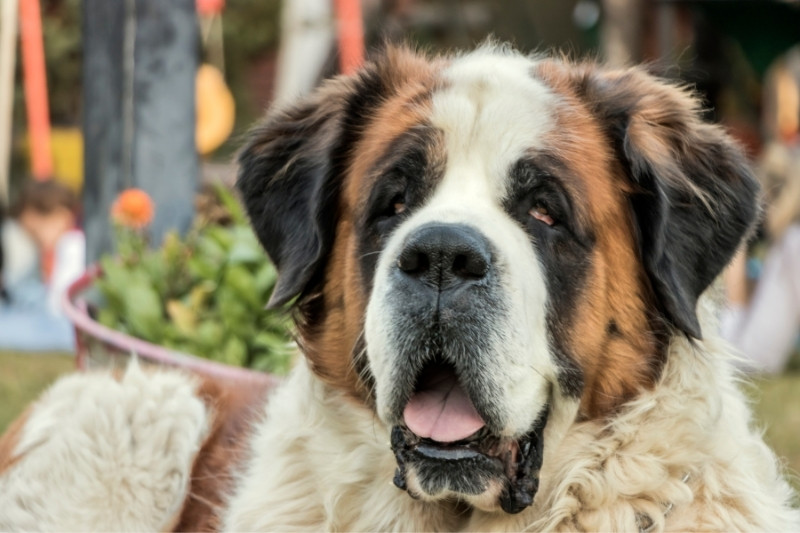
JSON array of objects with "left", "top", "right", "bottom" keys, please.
[{"left": 430, "top": 48, "right": 557, "bottom": 202}]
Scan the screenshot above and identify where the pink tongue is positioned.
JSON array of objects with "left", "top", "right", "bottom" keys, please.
[{"left": 403, "top": 368, "right": 486, "bottom": 443}]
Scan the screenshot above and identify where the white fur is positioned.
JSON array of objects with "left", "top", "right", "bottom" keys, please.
[
  {"left": 223, "top": 361, "right": 463, "bottom": 531},
  {"left": 433, "top": 46, "right": 555, "bottom": 194},
  {"left": 225, "top": 294, "right": 800, "bottom": 531},
  {"left": 0, "top": 361, "right": 208, "bottom": 531}
]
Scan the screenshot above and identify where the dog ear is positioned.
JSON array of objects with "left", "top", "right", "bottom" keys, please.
[
  {"left": 582, "top": 68, "right": 759, "bottom": 339},
  {"left": 236, "top": 67, "right": 384, "bottom": 309}
]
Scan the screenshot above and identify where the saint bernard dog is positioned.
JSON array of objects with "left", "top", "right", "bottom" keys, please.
[{"left": 1, "top": 44, "right": 799, "bottom": 531}]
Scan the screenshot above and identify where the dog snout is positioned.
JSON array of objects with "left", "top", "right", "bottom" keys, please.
[{"left": 396, "top": 224, "right": 491, "bottom": 290}]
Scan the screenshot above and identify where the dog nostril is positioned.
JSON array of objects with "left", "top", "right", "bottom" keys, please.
[
  {"left": 398, "top": 250, "right": 430, "bottom": 276},
  {"left": 452, "top": 253, "right": 488, "bottom": 279}
]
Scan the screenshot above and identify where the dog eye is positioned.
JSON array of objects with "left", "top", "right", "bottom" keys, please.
[
  {"left": 528, "top": 203, "right": 554, "bottom": 226},
  {"left": 392, "top": 194, "right": 407, "bottom": 216}
]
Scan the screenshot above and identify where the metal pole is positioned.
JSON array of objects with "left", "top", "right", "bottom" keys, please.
[
  {"left": 0, "top": 0, "right": 19, "bottom": 204},
  {"left": 334, "top": 0, "right": 364, "bottom": 75},
  {"left": 19, "top": 0, "right": 53, "bottom": 180}
]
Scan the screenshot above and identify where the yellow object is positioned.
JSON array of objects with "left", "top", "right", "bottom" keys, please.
[
  {"left": 50, "top": 127, "right": 83, "bottom": 191},
  {"left": 196, "top": 63, "right": 235, "bottom": 155}
]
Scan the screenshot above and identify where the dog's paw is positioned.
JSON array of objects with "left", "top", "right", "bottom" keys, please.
[{"left": 0, "top": 361, "right": 209, "bottom": 531}]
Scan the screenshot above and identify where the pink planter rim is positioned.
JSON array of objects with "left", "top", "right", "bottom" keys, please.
[{"left": 63, "top": 264, "right": 279, "bottom": 388}]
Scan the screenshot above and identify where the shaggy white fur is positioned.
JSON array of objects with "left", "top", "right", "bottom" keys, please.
[
  {"left": 471, "top": 295, "right": 800, "bottom": 531},
  {"left": 0, "top": 297, "right": 796, "bottom": 531},
  {"left": 0, "top": 361, "right": 209, "bottom": 531},
  {"left": 223, "top": 362, "right": 466, "bottom": 531},
  {"left": 224, "top": 294, "right": 800, "bottom": 531}
]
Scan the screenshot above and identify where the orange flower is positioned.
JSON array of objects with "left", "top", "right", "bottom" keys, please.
[
  {"left": 111, "top": 188, "right": 155, "bottom": 229},
  {"left": 197, "top": 0, "right": 225, "bottom": 16}
]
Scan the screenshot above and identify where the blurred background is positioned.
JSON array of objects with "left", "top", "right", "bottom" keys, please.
[{"left": 0, "top": 0, "right": 799, "bottom": 487}]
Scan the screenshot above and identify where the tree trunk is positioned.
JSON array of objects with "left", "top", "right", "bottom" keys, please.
[
  {"left": 601, "top": 0, "right": 643, "bottom": 66},
  {"left": 83, "top": 0, "right": 198, "bottom": 262}
]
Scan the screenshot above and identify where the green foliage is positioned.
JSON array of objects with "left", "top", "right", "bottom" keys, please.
[
  {"left": 41, "top": 0, "right": 83, "bottom": 124},
  {"left": 222, "top": 0, "right": 282, "bottom": 61},
  {"left": 95, "top": 185, "right": 293, "bottom": 374}
]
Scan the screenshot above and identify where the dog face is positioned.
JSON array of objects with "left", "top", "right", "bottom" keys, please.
[{"left": 237, "top": 46, "right": 758, "bottom": 513}]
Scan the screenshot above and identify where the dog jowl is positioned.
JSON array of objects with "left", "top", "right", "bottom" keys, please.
[{"left": 236, "top": 45, "right": 758, "bottom": 514}]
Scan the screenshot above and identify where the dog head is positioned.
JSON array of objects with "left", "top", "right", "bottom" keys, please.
[{"left": 237, "top": 45, "right": 758, "bottom": 514}]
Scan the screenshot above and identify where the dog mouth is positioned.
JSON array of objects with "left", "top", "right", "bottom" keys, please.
[{"left": 390, "top": 361, "right": 548, "bottom": 514}]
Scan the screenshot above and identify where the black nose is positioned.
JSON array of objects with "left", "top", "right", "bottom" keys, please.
[{"left": 397, "top": 224, "right": 491, "bottom": 289}]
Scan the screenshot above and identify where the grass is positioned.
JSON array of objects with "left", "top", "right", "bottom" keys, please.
[
  {"left": 0, "top": 351, "right": 75, "bottom": 431},
  {"left": 750, "top": 374, "right": 800, "bottom": 491},
  {"left": 0, "top": 351, "right": 798, "bottom": 491}
]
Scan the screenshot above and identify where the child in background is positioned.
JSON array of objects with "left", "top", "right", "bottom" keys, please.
[
  {"left": 0, "top": 180, "right": 85, "bottom": 352},
  {"left": 722, "top": 143, "right": 800, "bottom": 373}
]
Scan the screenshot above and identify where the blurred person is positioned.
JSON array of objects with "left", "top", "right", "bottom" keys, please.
[
  {"left": 722, "top": 143, "right": 800, "bottom": 373},
  {"left": 0, "top": 180, "right": 85, "bottom": 352}
]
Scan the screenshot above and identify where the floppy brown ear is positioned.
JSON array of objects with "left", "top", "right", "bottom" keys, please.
[
  {"left": 580, "top": 68, "right": 759, "bottom": 339},
  {"left": 236, "top": 66, "right": 385, "bottom": 309}
]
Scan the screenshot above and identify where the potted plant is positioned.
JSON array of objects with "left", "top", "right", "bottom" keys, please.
[{"left": 63, "top": 185, "right": 289, "bottom": 387}]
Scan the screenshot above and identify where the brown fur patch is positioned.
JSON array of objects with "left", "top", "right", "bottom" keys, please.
[
  {"left": 535, "top": 60, "right": 663, "bottom": 418},
  {"left": 172, "top": 376, "right": 270, "bottom": 532},
  {"left": 0, "top": 406, "right": 33, "bottom": 476},
  {"left": 301, "top": 47, "right": 442, "bottom": 401}
]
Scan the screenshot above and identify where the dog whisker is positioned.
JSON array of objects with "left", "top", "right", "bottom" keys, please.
[{"left": 359, "top": 250, "right": 383, "bottom": 260}]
